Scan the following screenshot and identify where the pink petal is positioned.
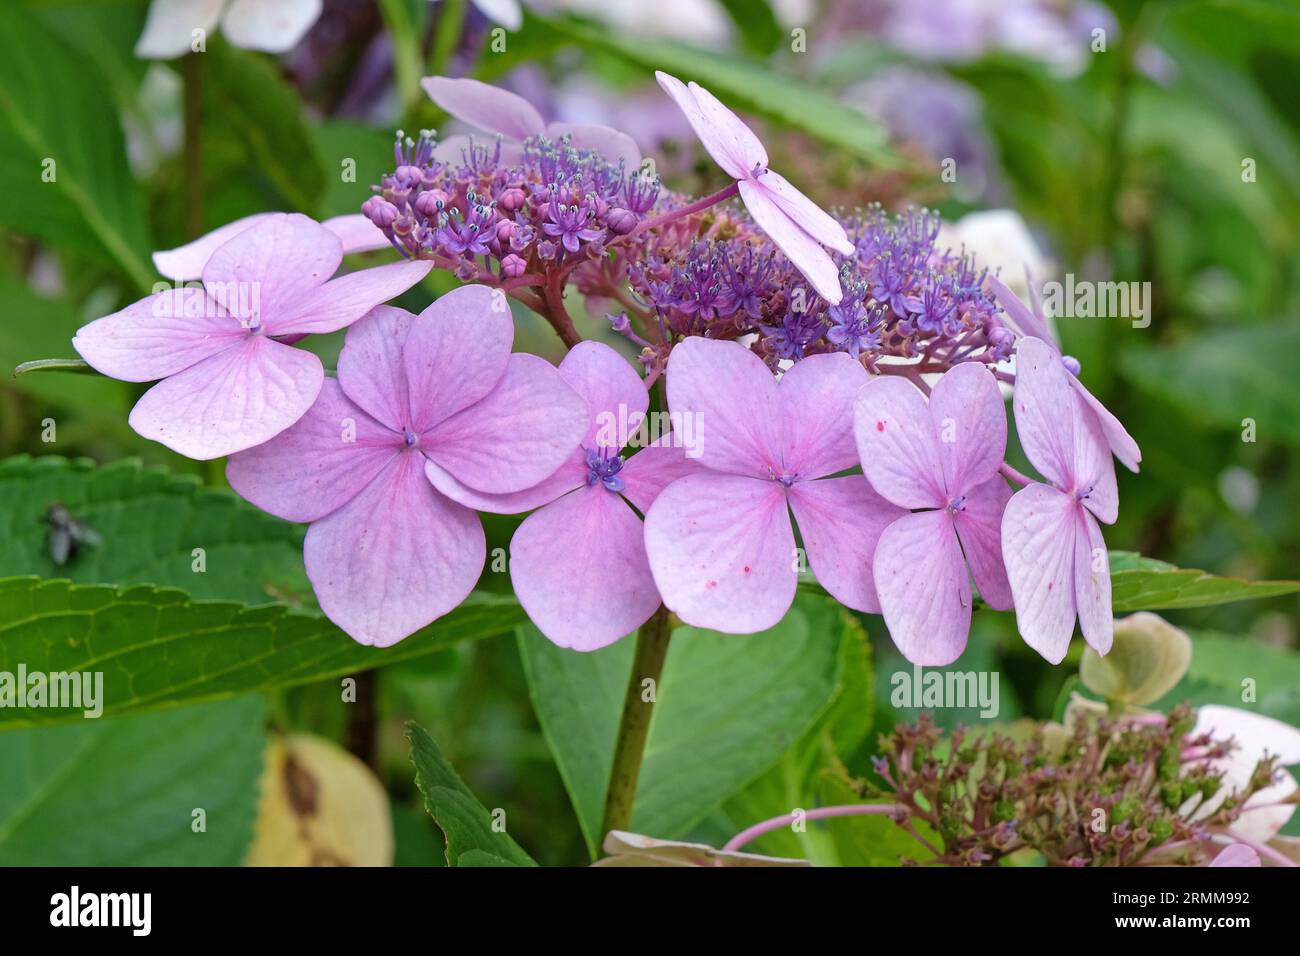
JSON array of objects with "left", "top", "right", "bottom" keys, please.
[
  {"left": 928, "top": 361, "right": 1007, "bottom": 495},
  {"left": 985, "top": 274, "right": 1052, "bottom": 342},
  {"left": 73, "top": 288, "right": 247, "bottom": 382},
  {"left": 129, "top": 336, "right": 323, "bottom": 460},
  {"left": 1073, "top": 506, "right": 1112, "bottom": 654},
  {"left": 1013, "top": 337, "right": 1118, "bottom": 520},
  {"left": 420, "top": 76, "right": 546, "bottom": 143},
  {"left": 152, "top": 213, "right": 278, "bottom": 280},
  {"left": 952, "top": 474, "right": 1014, "bottom": 611},
  {"left": 738, "top": 178, "right": 844, "bottom": 305},
  {"left": 423, "top": 354, "right": 588, "bottom": 494},
  {"left": 853, "top": 375, "right": 946, "bottom": 510},
  {"left": 1209, "top": 844, "right": 1260, "bottom": 867},
  {"left": 643, "top": 473, "right": 795, "bottom": 633},
  {"left": 778, "top": 352, "right": 869, "bottom": 480},
  {"left": 873, "top": 510, "right": 972, "bottom": 665},
  {"left": 1072, "top": 378, "right": 1142, "bottom": 473},
  {"left": 322, "top": 214, "right": 392, "bottom": 254},
  {"left": 753, "top": 170, "right": 853, "bottom": 254},
  {"left": 153, "top": 213, "right": 386, "bottom": 282},
  {"left": 202, "top": 213, "right": 341, "bottom": 327},
  {"left": 664, "top": 336, "right": 782, "bottom": 479},
  {"left": 423, "top": 452, "right": 587, "bottom": 515},
  {"left": 404, "top": 285, "right": 514, "bottom": 434},
  {"left": 304, "top": 450, "right": 485, "bottom": 647},
  {"left": 511, "top": 485, "right": 661, "bottom": 651},
  {"left": 222, "top": 0, "right": 322, "bottom": 54},
  {"left": 336, "top": 305, "right": 413, "bottom": 433},
  {"left": 226, "top": 378, "right": 400, "bottom": 523},
  {"left": 787, "top": 475, "right": 905, "bottom": 614},
  {"left": 547, "top": 122, "right": 642, "bottom": 168},
  {"left": 559, "top": 341, "right": 648, "bottom": 448},
  {"left": 1001, "top": 482, "right": 1079, "bottom": 664},
  {"left": 654, "top": 72, "right": 765, "bottom": 180},
  {"left": 620, "top": 441, "right": 703, "bottom": 514},
  {"left": 269, "top": 259, "right": 431, "bottom": 337}
]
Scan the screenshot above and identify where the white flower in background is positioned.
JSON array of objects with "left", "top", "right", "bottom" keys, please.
[
  {"left": 136, "top": 0, "right": 323, "bottom": 59},
  {"left": 437, "top": 0, "right": 524, "bottom": 31},
  {"left": 938, "top": 209, "right": 1053, "bottom": 303},
  {"left": 1187, "top": 706, "right": 1300, "bottom": 850}
]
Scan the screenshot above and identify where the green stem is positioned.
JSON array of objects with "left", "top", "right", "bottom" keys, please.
[
  {"left": 429, "top": 0, "right": 468, "bottom": 81},
  {"left": 599, "top": 605, "right": 672, "bottom": 842},
  {"left": 182, "top": 52, "right": 204, "bottom": 240}
]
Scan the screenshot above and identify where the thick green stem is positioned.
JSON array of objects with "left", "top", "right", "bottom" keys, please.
[
  {"left": 599, "top": 605, "right": 672, "bottom": 842},
  {"left": 182, "top": 52, "right": 204, "bottom": 239}
]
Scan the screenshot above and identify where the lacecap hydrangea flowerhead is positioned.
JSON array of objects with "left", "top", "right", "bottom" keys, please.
[{"left": 70, "top": 72, "right": 1142, "bottom": 664}]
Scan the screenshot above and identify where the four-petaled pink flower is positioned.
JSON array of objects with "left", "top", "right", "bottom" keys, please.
[
  {"left": 853, "top": 363, "right": 1014, "bottom": 665},
  {"left": 422, "top": 76, "right": 642, "bottom": 168},
  {"left": 226, "top": 285, "right": 588, "bottom": 646},
  {"left": 986, "top": 275, "right": 1141, "bottom": 472},
  {"left": 73, "top": 214, "right": 431, "bottom": 459},
  {"left": 427, "top": 341, "right": 699, "bottom": 650},
  {"left": 655, "top": 71, "right": 854, "bottom": 305},
  {"left": 1000, "top": 336, "right": 1119, "bottom": 663},
  {"left": 644, "top": 337, "right": 904, "bottom": 632}
]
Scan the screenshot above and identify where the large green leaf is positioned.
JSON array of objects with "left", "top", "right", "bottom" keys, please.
[
  {"left": 1119, "top": 322, "right": 1300, "bottom": 446},
  {"left": 518, "top": 592, "right": 845, "bottom": 856},
  {"left": 1151, "top": 631, "right": 1300, "bottom": 726},
  {"left": 0, "top": 577, "right": 524, "bottom": 728},
  {"left": 407, "top": 722, "right": 537, "bottom": 867},
  {"left": 538, "top": 16, "right": 898, "bottom": 167},
  {"left": 0, "top": 2, "right": 153, "bottom": 289},
  {"left": 722, "top": 609, "right": 873, "bottom": 861},
  {"left": 0, "top": 455, "right": 309, "bottom": 607},
  {"left": 0, "top": 696, "right": 265, "bottom": 865},
  {"left": 1108, "top": 551, "right": 1300, "bottom": 610}
]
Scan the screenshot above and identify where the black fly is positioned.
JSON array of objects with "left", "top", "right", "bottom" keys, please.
[{"left": 45, "top": 503, "right": 101, "bottom": 565}]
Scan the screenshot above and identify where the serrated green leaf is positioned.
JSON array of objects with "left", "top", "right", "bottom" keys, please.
[
  {"left": 518, "top": 592, "right": 844, "bottom": 856},
  {"left": 538, "top": 16, "right": 898, "bottom": 167},
  {"left": 406, "top": 722, "right": 536, "bottom": 867},
  {"left": 0, "top": 2, "right": 153, "bottom": 289},
  {"left": 0, "top": 455, "right": 310, "bottom": 607},
  {"left": 0, "top": 577, "right": 525, "bottom": 728},
  {"left": 1108, "top": 550, "right": 1300, "bottom": 610},
  {"left": 0, "top": 696, "right": 265, "bottom": 865}
]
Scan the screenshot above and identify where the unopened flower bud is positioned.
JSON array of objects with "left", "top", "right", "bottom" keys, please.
[
  {"left": 500, "top": 254, "right": 526, "bottom": 278},
  {"left": 606, "top": 207, "right": 639, "bottom": 235},
  {"left": 498, "top": 186, "right": 527, "bottom": 212},
  {"left": 495, "top": 219, "right": 516, "bottom": 244},
  {"left": 414, "top": 189, "right": 449, "bottom": 218},
  {"left": 362, "top": 197, "right": 400, "bottom": 229},
  {"left": 1061, "top": 354, "right": 1082, "bottom": 376}
]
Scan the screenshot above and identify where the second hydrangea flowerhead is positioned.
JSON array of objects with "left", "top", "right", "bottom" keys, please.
[
  {"left": 227, "top": 285, "right": 588, "bottom": 646},
  {"left": 73, "top": 214, "right": 431, "bottom": 459}
]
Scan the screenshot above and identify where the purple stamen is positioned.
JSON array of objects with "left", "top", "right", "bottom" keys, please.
[{"left": 585, "top": 447, "right": 625, "bottom": 493}]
